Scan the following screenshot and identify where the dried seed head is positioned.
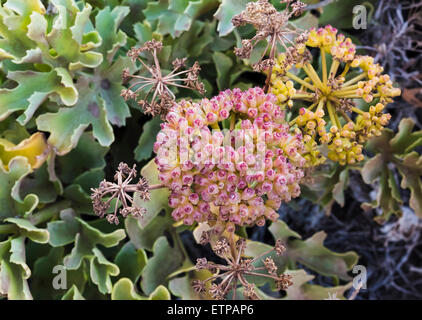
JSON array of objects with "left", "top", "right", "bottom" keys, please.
[
  {"left": 90, "top": 162, "right": 155, "bottom": 225},
  {"left": 214, "top": 238, "right": 230, "bottom": 256},
  {"left": 199, "top": 230, "right": 211, "bottom": 245},
  {"left": 193, "top": 237, "right": 293, "bottom": 300},
  {"left": 232, "top": 0, "right": 308, "bottom": 71},
  {"left": 195, "top": 257, "right": 208, "bottom": 270},
  {"left": 209, "top": 283, "right": 225, "bottom": 300},
  {"left": 275, "top": 274, "right": 293, "bottom": 290},
  {"left": 275, "top": 239, "right": 286, "bottom": 255},
  {"left": 243, "top": 283, "right": 259, "bottom": 300},
  {"left": 122, "top": 41, "right": 205, "bottom": 118},
  {"left": 263, "top": 257, "right": 278, "bottom": 276},
  {"left": 192, "top": 280, "right": 206, "bottom": 294}
]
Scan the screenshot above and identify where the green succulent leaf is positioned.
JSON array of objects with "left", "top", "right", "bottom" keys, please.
[
  {"left": 36, "top": 77, "right": 114, "bottom": 155},
  {"left": 0, "top": 69, "right": 77, "bottom": 124},
  {"left": 114, "top": 242, "right": 147, "bottom": 283},
  {"left": 4, "top": 218, "right": 49, "bottom": 243},
  {"left": 301, "top": 163, "right": 352, "bottom": 214},
  {"left": 169, "top": 269, "right": 212, "bottom": 300},
  {"left": 111, "top": 277, "right": 171, "bottom": 300},
  {"left": 214, "top": 0, "right": 249, "bottom": 36},
  {"left": 134, "top": 117, "right": 162, "bottom": 162},
  {"left": 47, "top": 209, "right": 125, "bottom": 294},
  {"left": 0, "top": 156, "right": 38, "bottom": 220},
  {"left": 245, "top": 220, "right": 358, "bottom": 286},
  {"left": 143, "top": 0, "right": 219, "bottom": 38},
  {"left": 126, "top": 214, "right": 173, "bottom": 251},
  {"left": 133, "top": 159, "right": 170, "bottom": 228},
  {"left": 62, "top": 285, "right": 86, "bottom": 300},
  {"left": 0, "top": 0, "right": 46, "bottom": 61},
  {"left": 361, "top": 118, "right": 422, "bottom": 220},
  {"left": 141, "top": 236, "right": 184, "bottom": 295},
  {"left": 318, "top": 0, "right": 375, "bottom": 29},
  {"left": 282, "top": 269, "right": 353, "bottom": 300},
  {"left": 0, "top": 237, "right": 32, "bottom": 299}
]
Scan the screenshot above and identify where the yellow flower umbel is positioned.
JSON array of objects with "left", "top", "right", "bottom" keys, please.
[{"left": 270, "top": 25, "right": 401, "bottom": 166}]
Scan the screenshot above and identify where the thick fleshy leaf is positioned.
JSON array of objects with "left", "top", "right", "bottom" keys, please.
[
  {"left": 0, "top": 237, "right": 32, "bottom": 299},
  {"left": 94, "top": 7, "right": 133, "bottom": 127},
  {"left": 90, "top": 248, "right": 120, "bottom": 294},
  {"left": 212, "top": 51, "right": 233, "bottom": 90},
  {"left": 0, "top": 69, "right": 77, "bottom": 124},
  {"left": 361, "top": 118, "right": 422, "bottom": 220},
  {"left": 47, "top": 210, "right": 125, "bottom": 294},
  {"left": 141, "top": 236, "right": 184, "bottom": 295},
  {"left": 169, "top": 269, "right": 213, "bottom": 300},
  {"left": 31, "top": 246, "right": 65, "bottom": 299},
  {"left": 111, "top": 277, "right": 143, "bottom": 300},
  {"left": 111, "top": 277, "right": 171, "bottom": 300},
  {"left": 20, "top": 162, "right": 59, "bottom": 204},
  {"left": 244, "top": 220, "right": 358, "bottom": 285},
  {"left": 143, "top": 0, "right": 219, "bottom": 38},
  {"left": 61, "top": 285, "right": 85, "bottom": 300},
  {"left": 283, "top": 269, "right": 353, "bottom": 300},
  {"left": 55, "top": 132, "right": 107, "bottom": 185},
  {"left": 0, "top": 157, "right": 38, "bottom": 219},
  {"left": 125, "top": 215, "right": 173, "bottom": 251},
  {"left": 0, "top": 132, "right": 49, "bottom": 170},
  {"left": 318, "top": 0, "right": 375, "bottom": 29},
  {"left": 134, "top": 117, "right": 162, "bottom": 162},
  {"left": 36, "top": 77, "right": 114, "bottom": 155},
  {"left": 4, "top": 218, "right": 49, "bottom": 243},
  {"left": 114, "top": 242, "right": 147, "bottom": 283},
  {"left": 133, "top": 159, "right": 170, "bottom": 228},
  {"left": 214, "top": 0, "right": 249, "bottom": 36},
  {"left": 36, "top": 0, "right": 103, "bottom": 70},
  {"left": 301, "top": 163, "right": 352, "bottom": 214},
  {"left": 0, "top": 0, "right": 45, "bottom": 61}
]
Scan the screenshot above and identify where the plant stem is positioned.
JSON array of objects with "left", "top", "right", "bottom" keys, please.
[
  {"left": 327, "top": 101, "right": 339, "bottom": 128},
  {"left": 352, "top": 107, "right": 365, "bottom": 115},
  {"left": 321, "top": 48, "right": 327, "bottom": 85},
  {"left": 286, "top": 72, "right": 315, "bottom": 91},
  {"left": 342, "top": 73, "right": 366, "bottom": 87},
  {"left": 304, "top": 62, "right": 324, "bottom": 89}
]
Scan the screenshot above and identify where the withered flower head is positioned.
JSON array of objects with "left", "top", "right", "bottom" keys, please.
[
  {"left": 275, "top": 274, "right": 293, "bottom": 290},
  {"left": 192, "top": 237, "right": 292, "bottom": 300},
  {"left": 199, "top": 230, "right": 211, "bottom": 246},
  {"left": 275, "top": 239, "right": 287, "bottom": 255},
  {"left": 192, "top": 280, "right": 206, "bottom": 294},
  {"left": 232, "top": 0, "right": 308, "bottom": 75},
  {"left": 90, "top": 162, "right": 163, "bottom": 225},
  {"left": 121, "top": 40, "right": 205, "bottom": 118}
]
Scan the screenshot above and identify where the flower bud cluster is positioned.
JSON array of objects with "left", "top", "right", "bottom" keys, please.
[
  {"left": 153, "top": 87, "right": 305, "bottom": 233},
  {"left": 307, "top": 25, "right": 355, "bottom": 62},
  {"left": 354, "top": 103, "right": 392, "bottom": 143}
]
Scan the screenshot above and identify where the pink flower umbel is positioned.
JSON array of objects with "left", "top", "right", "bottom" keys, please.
[{"left": 153, "top": 87, "right": 305, "bottom": 234}]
